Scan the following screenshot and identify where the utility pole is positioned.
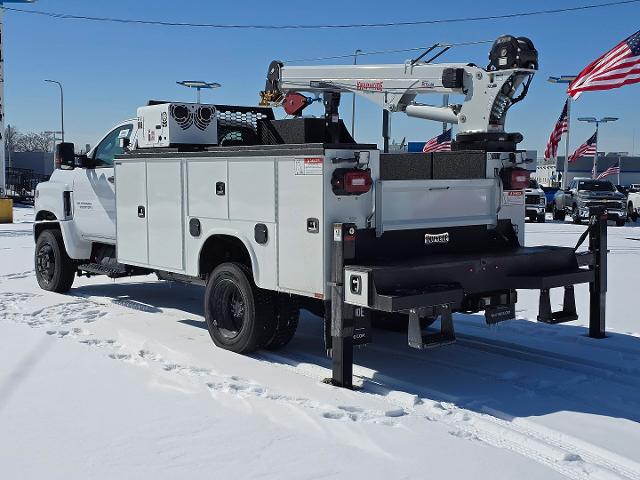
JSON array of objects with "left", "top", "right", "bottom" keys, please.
[
  {"left": 0, "top": 1, "right": 37, "bottom": 195},
  {"left": 350, "top": 49, "right": 362, "bottom": 138}
]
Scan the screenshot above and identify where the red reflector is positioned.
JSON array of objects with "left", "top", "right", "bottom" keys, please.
[
  {"left": 332, "top": 168, "right": 372, "bottom": 195},
  {"left": 502, "top": 167, "right": 530, "bottom": 190}
]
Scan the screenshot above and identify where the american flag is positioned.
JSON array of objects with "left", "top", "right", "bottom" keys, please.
[
  {"left": 596, "top": 161, "right": 621, "bottom": 180},
  {"left": 569, "top": 131, "right": 597, "bottom": 162},
  {"left": 568, "top": 30, "right": 640, "bottom": 99},
  {"left": 543, "top": 100, "right": 569, "bottom": 160},
  {"left": 422, "top": 128, "right": 452, "bottom": 153}
]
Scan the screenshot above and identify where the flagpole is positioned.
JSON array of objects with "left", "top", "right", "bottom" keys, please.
[
  {"left": 618, "top": 155, "right": 621, "bottom": 185},
  {"left": 593, "top": 123, "right": 599, "bottom": 179},
  {"left": 564, "top": 97, "right": 571, "bottom": 188}
]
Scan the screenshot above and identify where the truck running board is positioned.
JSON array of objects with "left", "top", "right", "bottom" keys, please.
[
  {"left": 408, "top": 305, "right": 456, "bottom": 349},
  {"left": 78, "top": 262, "right": 131, "bottom": 278}
]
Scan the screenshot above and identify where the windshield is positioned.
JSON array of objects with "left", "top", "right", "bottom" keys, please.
[
  {"left": 528, "top": 179, "right": 539, "bottom": 189},
  {"left": 577, "top": 180, "right": 616, "bottom": 192}
]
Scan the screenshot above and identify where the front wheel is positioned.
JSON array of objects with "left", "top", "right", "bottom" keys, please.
[
  {"left": 616, "top": 218, "right": 626, "bottom": 227},
  {"left": 629, "top": 203, "right": 638, "bottom": 222},
  {"left": 537, "top": 213, "right": 546, "bottom": 223},
  {"left": 204, "top": 262, "right": 274, "bottom": 354},
  {"left": 35, "top": 229, "right": 76, "bottom": 293}
]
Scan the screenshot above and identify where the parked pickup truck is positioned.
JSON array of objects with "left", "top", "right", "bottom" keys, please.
[
  {"left": 627, "top": 187, "right": 640, "bottom": 222},
  {"left": 552, "top": 178, "right": 627, "bottom": 226},
  {"left": 525, "top": 179, "right": 546, "bottom": 223}
]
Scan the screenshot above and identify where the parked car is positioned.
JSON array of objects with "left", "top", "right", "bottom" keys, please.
[
  {"left": 525, "top": 179, "right": 546, "bottom": 222},
  {"left": 553, "top": 178, "right": 627, "bottom": 226},
  {"left": 541, "top": 186, "right": 559, "bottom": 212}
]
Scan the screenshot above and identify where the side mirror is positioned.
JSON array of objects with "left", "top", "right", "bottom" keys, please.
[{"left": 55, "top": 142, "right": 76, "bottom": 170}]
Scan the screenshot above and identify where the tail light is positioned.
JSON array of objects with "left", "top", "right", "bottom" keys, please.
[
  {"left": 501, "top": 167, "right": 530, "bottom": 190},
  {"left": 331, "top": 168, "right": 372, "bottom": 195}
]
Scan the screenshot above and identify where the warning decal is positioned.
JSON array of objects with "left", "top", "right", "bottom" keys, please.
[
  {"left": 294, "top": 157, "right": 323, "bottom": 175},
  {"left": 503, "top": 190, "right": 525, "bottom": 206}
]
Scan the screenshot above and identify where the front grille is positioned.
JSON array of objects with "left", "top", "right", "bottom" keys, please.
[
  {"left": 587, "top": 200, "right": 622, "bottom": 210},
  {"left": 525, "top": 195, "right": 540, "bottom": 205}
]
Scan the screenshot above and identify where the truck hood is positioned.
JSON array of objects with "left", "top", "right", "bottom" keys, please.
[{"left": 577, "top": 190, "right": 624, "bottom": 200}]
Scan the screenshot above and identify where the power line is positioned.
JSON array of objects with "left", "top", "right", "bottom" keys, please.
[
  {"left": 3, "top": 0, "right": 640, "bottom": 30},
  {"left": 285, "top": 39, "right": 494, "bottom": 63}
]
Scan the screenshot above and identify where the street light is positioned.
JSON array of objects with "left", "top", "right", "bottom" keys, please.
[
  {"left": 44, "top": 79, "right": 64, "bottom": 142},
  {"left": 577, "top": 117, "right": 619, "bottom": 179},
  {"left": 547, "top": 75, "right": 576, "bottom": 188},
  {"left": 350, "top": 49, "right": 362, "bottom": 138},
  {"left": 176, "top": 80, "right": 221, "bottom": 103}
]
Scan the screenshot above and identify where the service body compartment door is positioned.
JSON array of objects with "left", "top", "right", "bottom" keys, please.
[
  {"left": 115, "top": 160, "right": 148, "bottom": 264},
  {"left": 277, "top": 158, "right": 324, "bottom": 296},
  {"left": 187, "top": 160, "right": 228, "bottom": 219},
  {"left": 146, "top": 160, "right": 184, "bottom": 271},
  {"left": 375, "top": 179, "right": 498, "bottom": 235}
]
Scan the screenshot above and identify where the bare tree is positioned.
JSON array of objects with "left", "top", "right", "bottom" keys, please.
[{"left": 13, "top": 131, "right": 54, "bottom": 152}]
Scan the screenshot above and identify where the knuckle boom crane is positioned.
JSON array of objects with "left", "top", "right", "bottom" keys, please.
[{"left": 261, "top": 35, "right": 538, "bottom": 148}]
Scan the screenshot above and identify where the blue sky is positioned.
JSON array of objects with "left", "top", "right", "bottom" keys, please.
[{"left": 4, "top": 0, "right": 640, "bottom": 155}]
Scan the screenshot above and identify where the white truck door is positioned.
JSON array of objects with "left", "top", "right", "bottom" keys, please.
[{"left": 73, "top": 123, "right": 134, "bottom": 242}]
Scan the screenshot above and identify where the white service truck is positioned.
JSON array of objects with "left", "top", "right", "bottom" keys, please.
[{"left": 34, "top": 36, "right": 609, "bottom": 388}]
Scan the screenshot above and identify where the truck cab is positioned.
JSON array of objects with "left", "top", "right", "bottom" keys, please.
[{"left": 35, "top": 121, "right": 137, "bottom": 259}]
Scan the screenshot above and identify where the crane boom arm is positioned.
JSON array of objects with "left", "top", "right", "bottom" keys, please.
[{"left": 260, "top": 35, "right": 538, "bottom": 135}]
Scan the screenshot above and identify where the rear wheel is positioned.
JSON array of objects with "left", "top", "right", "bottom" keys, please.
[
  {"left": 34, "top": 229, "right": 76, "bottom": 293},
  {"left": 629, "top": 203, "right": 638, "bottom": 222},
  {"left": 204, "top": 262, "right": 274, "bottom": 354},
  {"left": 572, "top": 205, "right": 582, "bottom": 224},
  {"left": 263, "top": 295, "right": 300, "bottom": 350},
  {"left": 553, "top": 203, "right": 566, "bottom": 221}
]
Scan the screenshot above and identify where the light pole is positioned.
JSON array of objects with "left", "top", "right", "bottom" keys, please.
[
  {"left": 176, "top": 80, "right": 221, "bottom": 103},
  {"left": 350, "top": 49, "right": 362, "bottom": 138},
  {"left": 548, "top": 75, "right": 576, "bottom": 188},
  {"left": 577, "top": 117, "right": 618, "bottom": 179},
  {"left": 44, "top": 79, "right": 64, "bottom": 142},
  {"left": 0, "top": 0, "right": 37, "bottom": 196}
]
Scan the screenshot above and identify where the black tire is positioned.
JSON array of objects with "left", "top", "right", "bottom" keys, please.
[
  {"left": 34, "top": 229, "right": 76, "bottom": 293},
  {"left": 572, "top": 205, "right": 582, "bottom": 224},
  {"left": 553, "top": 203, "right": 566, "bottom": 221},
  {"left": 537, "top": 213, "right": 546, "bottom": 223},
  {"left": 629, "top": 203, "right": 638, "bottom": 222},
  {"left": 263, "top": 295, "right": 300, "bottom": 350},
  {"left": 203, "top": 262, "right": 275, "bottom": 354},
  {"left": 616, "top": 219, "right": 626, "bottom": 227},
  {"left": 371, "top": 311, "right": 436, "bottom": 331}
]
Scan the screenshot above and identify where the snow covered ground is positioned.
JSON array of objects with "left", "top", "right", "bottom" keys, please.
[{"left": 1, "top": 205, "right": 639, "bottom": 479}]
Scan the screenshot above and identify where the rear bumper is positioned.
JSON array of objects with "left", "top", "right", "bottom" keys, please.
[{"left": 344, "top": 246, "right": 594, "bottom": 313}]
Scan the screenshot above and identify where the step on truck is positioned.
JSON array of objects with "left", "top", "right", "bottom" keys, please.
[{"left": 34, "top": 35, "right": 608, "bottom": 388}]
